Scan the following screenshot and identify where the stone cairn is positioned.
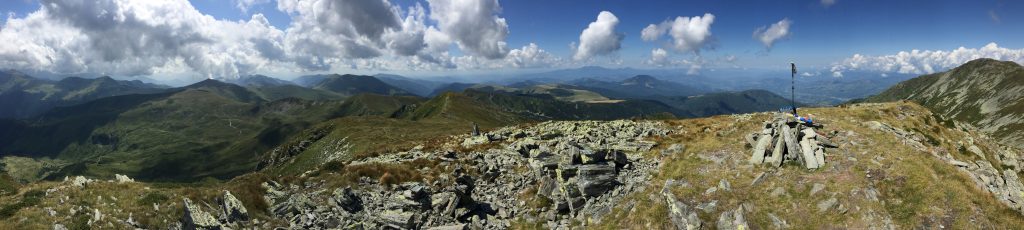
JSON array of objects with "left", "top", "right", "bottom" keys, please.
[{"left": 748, "top": 113, "right": 837, "bottom": 169}]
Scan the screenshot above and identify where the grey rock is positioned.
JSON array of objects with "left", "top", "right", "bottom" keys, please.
[
  {"left": 114, "top": 174, "right": 134, "bottom": 183},
  {"left": 718, "top": 179, "right": 731, "bottom": 192},
  {"left": 219, "top": 190, "right": 249, "bottom": 223},
  {"left": 765, "top": 135, "right": 785, "bottom": 166},
  {"left": 663, "top": 181, "right": 702, "bottom": 230},
  {"left": 332, "top": 187, "right": 363, "bottom": 213},
  {"left": 378, "top": 210, "right": 416, "bottom": 229},
  {"left": 750, "top": 132, "right": 773, "bottom": 164},
  {"left": 817, "top": 197, "right": 838, "bottom": 213},
  {"left": 768, "top": 213, "right": 789, "bottom": 229},
  {"left": 576, "top": 164, "right": 617, "bottom": 197},
  {"left": 182, "top": 198, "right": 221, "bottom": 230},
  {"left": 750, "top": 172, "right": 767, "bottom": 186},
  {"left": 662, "top": 144, "right": 687, "bottom": 156},
  {"left": 716, "top": 206, "right": 747, "bottom": 230},
  {"left": 428, "top": 224, "right": 467, "bottom": 230},
  {"left": 809, "top": 183, "right": 825, "bottom": 196}
]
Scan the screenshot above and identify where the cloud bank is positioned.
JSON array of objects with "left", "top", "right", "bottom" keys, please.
[
  {"left": 830, "top": 43, "right": 1024, "bottom": 76},
  {"left": 0, "top": 0, "right": 561, "bottom": 79}
]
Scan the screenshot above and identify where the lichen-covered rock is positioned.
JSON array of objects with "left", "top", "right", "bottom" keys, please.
[
  {"left": 182, "top": 198, "right": 220, "bottom": 230},
  {"left": 219, "top": 190, "right": 249, "bottom": 223}
]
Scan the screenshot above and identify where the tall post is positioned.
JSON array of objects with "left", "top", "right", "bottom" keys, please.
[{"left": 790, "top": 62, "right": 797, "bottom": 116}]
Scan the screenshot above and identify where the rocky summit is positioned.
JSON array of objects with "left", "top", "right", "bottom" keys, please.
[{"left": 258, "top": 120, "right": 668, "bottom": 229}]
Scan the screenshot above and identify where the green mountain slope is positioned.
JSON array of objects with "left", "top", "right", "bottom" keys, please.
[
  {"left": 311, "top": 74, "right": 414, "bottom": 97},
  {"left": 0, "top": 80, "right": 351, "bottom": 181},
  {"left": 866, "top": 58, "right": 1024, "bottom": 148},
  {"left": 0, "top": 72, "right": 167, "bottom": 118}
]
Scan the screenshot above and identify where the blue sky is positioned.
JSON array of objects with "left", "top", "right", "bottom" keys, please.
[{"left": 0, "top": 0, "right": 1022, "bottom": 79}]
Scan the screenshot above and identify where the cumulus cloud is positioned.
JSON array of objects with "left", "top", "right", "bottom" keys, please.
[
  {"left": 821, "top": 0, "right": 836, "bottom": 8},
  {"left": 573, "top": 11, "right": 623, "bottom": 60},
  {"left": 640, "top": 13, "right": 715, "bottom": 54},
  {"left": 753, "top": 18, "right": 791, "bottom": 50},
  {"left": 427, "top": 0, "right": 509, "bottom": 59},
  {"left": 829, "top": 42, "right": 1024, "bottom": 77},
  {"left": 0, "top": 0, "right": 560, "bottom": 78},
  {"left": 235, "top": 0, "right": 271, "bottom": 12},
  {"left": 504, "top": 43, "right": 561, "bottom": 68},
  {"left": 646, "top": 48, "right": 670, "bottom": 66},
  {"left": 0, "top": 0, "right": 296, "bottom": 78}
]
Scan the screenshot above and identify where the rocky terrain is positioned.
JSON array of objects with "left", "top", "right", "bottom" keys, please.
[
  {"left": 256, "top": 120, "right": 669, "bottom": 229},
  {"left": 3, "top": 102, "right": 1024, "bottom": 229}
]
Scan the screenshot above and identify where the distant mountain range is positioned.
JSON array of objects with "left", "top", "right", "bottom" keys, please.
[
  {"left": 867, "top": 58, "right": 1024, "bottom": 148},
  {"left": 0, "top": 70, "right": 167, "bottom": 118}
]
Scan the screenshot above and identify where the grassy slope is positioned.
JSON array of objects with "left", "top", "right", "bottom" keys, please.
[
  {"left": 867, "top": 59, "right": 1024, "bottom": 148},
  {"left": 593, "top": 102, "right": 1024, "bottom": 229},
  {"left": 2, "top": 102, "right": 1024, "bottom": 228}
]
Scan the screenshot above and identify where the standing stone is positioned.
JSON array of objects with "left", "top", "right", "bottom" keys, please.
[
  {"left": 765, "top": 135, "right": 785, "bottom": 166},
  {"left": 800, "top": 129, "right": 819, "bottom": 169},
  {"left": 749, "top": 132, "right": 773, "bottom": 164},
  {"left": 782, "top": 126, "right": 802, "bottom": 163}
]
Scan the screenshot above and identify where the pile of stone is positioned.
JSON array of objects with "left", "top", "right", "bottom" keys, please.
[{"left": 747, "top": 113, "right": 837, "bottom": 169}]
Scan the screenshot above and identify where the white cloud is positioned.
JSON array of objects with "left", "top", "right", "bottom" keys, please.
[
  {"left": 829, "top": 43, "right": 1024, "bottom": 77},
  {"left": 646, "top": 48, "right": 670, "bottom": 66},
  {"left": 235, "top": 0, "right": 271, "bottom": 12},
  {"left": 0, "top": 0, "right": 559, "bottom": 78},
  {"left": 504, "top": 43, "right": 561, "bottom": 68},
  {"left": 753, "top": 18, "right": 791, "bottom": 50},
  {"left": 821, "top": 0, "right": 836, "bottom": 8},
  {"left": 426, "top": 0, "right": 509, "bottom": 59},
  {"left": 989, "top": 10, "right": 1001, "bottom": 24},
  {"left": 573, "top": 11, "right": 623, "bottom": 60},
  {"left": 640, "top": 13, "right": 716, "bottom": 54},
  {"left": 0, "top": 0, "right": 297, "bottom": 78},
  {"left": 641, "top": 24, "right": 661, "bottom": 42}
]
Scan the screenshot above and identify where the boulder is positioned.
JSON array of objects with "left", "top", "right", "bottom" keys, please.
[
  {"left": 558, "top": 179, "right": 586, "bottom": 213},
  {"left": 332, "top": 187, "right": 363, "bottom": 213},
  {"left": 715, "top": 206, "right": 747, "bottom": 230},
  {"left": 817, "top": 197, "right": 838, "bottom": 213},
  {"left": 182, "top": 198, "right": 221, "bottom": 230},
  {"left": 219, "top": 191, "right": 249, "bottom": 222},
  {"left": 580, "top": 149, "right": 608, "bottom": 164},
  {"left": 378, "top": 210, "right": 416, "bottom": 229},
  {"left": 114, "top": 174, "right": 134, "bottom": 183},
  {"left": 663, "top": 181, "right": 702, "bottom": 230},
  {"left": 68, "top": 176, "right": 92, "bottom": 187},
  {"left": 576, "top": 163, "right": 617, "bottom": 197}
]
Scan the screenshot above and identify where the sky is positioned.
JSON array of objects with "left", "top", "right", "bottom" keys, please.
[{"left": 0, "top": 0, "right": 1022, "bottom": 81}]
